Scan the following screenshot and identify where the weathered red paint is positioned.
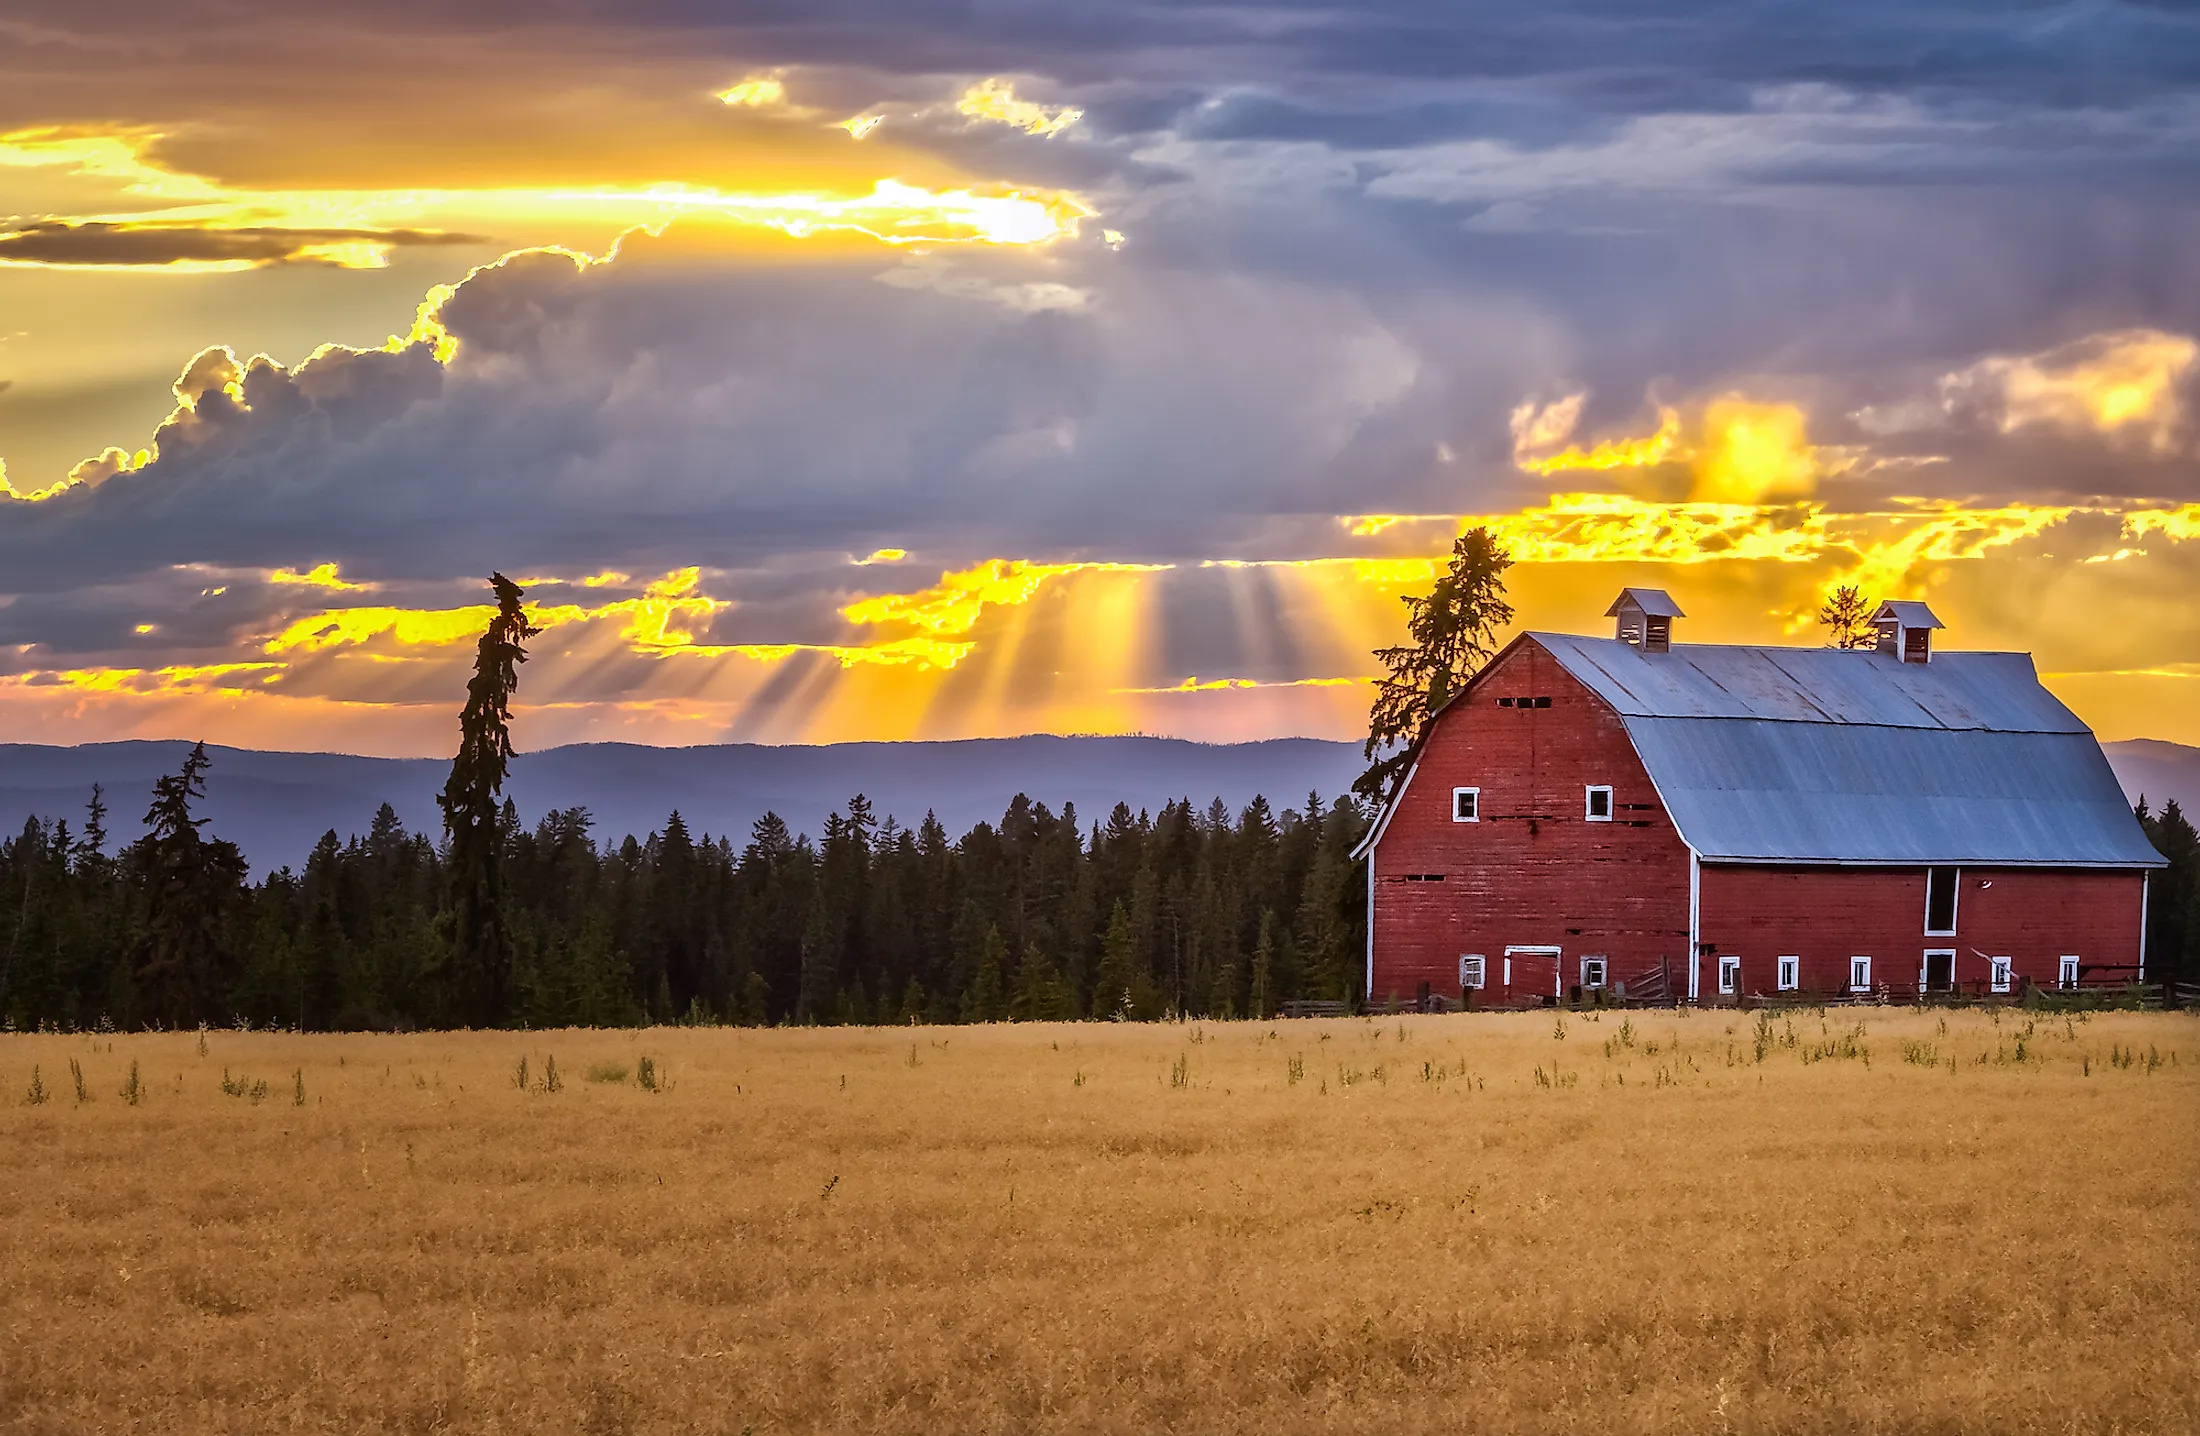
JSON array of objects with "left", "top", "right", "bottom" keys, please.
[
  {"left": 1368, "top": 634, "right": 2151, "bottom": 1006},
  {"left": 1367, "top": 640, "right": 1690, "bottom": 1007},
  {"left": 1699, "top": 865, "right": 2144, "bottom": 999}
]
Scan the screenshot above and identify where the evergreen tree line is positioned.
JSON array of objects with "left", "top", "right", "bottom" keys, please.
[{"left": 0, "top": 752, "right": 1372, "bottom": 1031}]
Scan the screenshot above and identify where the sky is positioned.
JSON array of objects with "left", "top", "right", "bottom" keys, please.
[{"left": 2, "top": 1, "right": 2198, "bottom": 755}]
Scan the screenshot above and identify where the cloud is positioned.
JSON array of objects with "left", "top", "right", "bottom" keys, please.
[
  {"left": 0, "top": 220, "right": 488, "bottom": 270},
  {"left": 1941, "top": 328, "right": 2198, "bottom": 452},
  {"left": 1510, "top": 395, "right": 1824, "bottom": 505},
  {"left": 956, "top": 78, "right": 1082, "bottom": 137}
]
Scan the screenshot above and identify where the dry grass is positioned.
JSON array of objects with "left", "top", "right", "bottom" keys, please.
[{"left": 1, "top": 1008, "right": 2195, "bottom": 1435}]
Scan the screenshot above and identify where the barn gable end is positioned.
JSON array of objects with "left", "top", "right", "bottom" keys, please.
[{"left": 1363, "top": 636, "right": 1691, "bottom": 1007}]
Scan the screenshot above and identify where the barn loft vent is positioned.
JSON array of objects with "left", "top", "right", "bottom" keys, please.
[
  {"left": 1606, "top": 588, "right": 1685, "bottom": 653},
  {"left": 1872, "top": 599, "right": 1944, "bottom": 664}
]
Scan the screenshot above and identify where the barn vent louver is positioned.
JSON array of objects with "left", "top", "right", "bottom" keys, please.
[
  {"left": 1605, "top": 588, "right": 1685, "bottom": 654},
  {"left": 1871, "top": 599, "right": 1944, "bottom": 664}
]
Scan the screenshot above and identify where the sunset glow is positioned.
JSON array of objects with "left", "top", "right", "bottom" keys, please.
[{"left": 1, "top": 8, "right": 2194, "bottom": 753}]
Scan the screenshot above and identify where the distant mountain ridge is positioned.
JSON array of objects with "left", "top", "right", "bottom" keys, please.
[
  {"left": 2, "top": 734, "right": 2191, "bottom": 874},
  {"left": 0, "top": 736, "right": 1371, "bottom": 873}
]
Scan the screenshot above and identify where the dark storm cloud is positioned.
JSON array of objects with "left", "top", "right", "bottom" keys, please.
[
  {"left": 0, "top": 222, "right": 489, "bottom": 268},
  {"left": 0, "top": 231, "right": 1546, "bottom": 598},
  {"left": 2, "top": 0, "right": 2197, "bottom": 657}
]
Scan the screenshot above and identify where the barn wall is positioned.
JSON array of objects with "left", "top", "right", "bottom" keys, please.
[
  {"left": 1698, "top": 865, "right": 2148, "bottom": 998},
  {"left": 1370, "top": 639, "right": 1691, "bottom": 1007}
]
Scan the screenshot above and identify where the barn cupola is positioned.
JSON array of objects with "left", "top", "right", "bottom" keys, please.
[
  {"left": 1872, "top": 599, "right": 1944, "bottom": 664},
  {"left": 1607, "top": 588, "right": 1685, "bottom": 654}
]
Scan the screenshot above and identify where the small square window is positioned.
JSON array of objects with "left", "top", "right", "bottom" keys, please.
[
  {"left": 1718, "top": 955, "right": 1740, "bottom": 994},
  {"left": 1581, "top": 957, "right": 1607, "bottom": 990},
  {"left": 1584, "top": 785, "right": 1614, "bottom": 822},
  {"left": 2058, "top": 955, "right": 2080, "bottom": 990},
  {"left": 1496, "top": 696, "right": 1515, "bottom": 708},
  {"left": 1777, "top": 956, "right": 1799, "bottom": 991},
  {"left": 1989, "top": 956, "right": 2012, "bottom": 994},
  {"left": 1532, "top": 696, "right": 1552, "bottom": 709},
  {"left": 1452, "top": 787, "right": 1480, "bottom": 822},
  {"left": 1849, "top": 956, "right": 1872, "bottom": 992},
  {"left": 1459, "top": 954, "right": 1485, "bottom": 989}
]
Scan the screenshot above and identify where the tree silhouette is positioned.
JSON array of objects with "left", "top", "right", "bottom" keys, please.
[
  {"left": 437, "top": 573, "right": 540, "bottom": 1027},
  {"left": 1356, "top": 527, "right": 1514, "bottom": 804},
  {"left": 131, "top": 742, "right": 248, "bottom": 1026},
  {"left": 1817, "top": 585, "right": 1876, "bottom": 649}
]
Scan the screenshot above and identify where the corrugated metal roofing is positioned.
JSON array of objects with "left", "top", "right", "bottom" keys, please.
[
  {"left": 1874, "top": 600, "right": 1943, "bottom": 629},
  {"left": 1534, "top": 634, "right": 2085, "bottom": 732},
  {"left": 1531, "top": 634, "right": 2164, "bottom": 868},
  {"left": 1606, "top": 587, "right": 1686, "bottom": 618}
]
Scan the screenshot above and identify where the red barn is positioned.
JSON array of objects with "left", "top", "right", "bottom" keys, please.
[{"left": 1355, "top": 590, "right": 2167, "bottom": 1007}]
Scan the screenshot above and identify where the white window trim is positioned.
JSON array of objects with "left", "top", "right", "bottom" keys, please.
[
  {"left": 1921, "top": 948, "right": 1957, "bottom": 993},
  {"left": 2058, "top": 955, "right": 2080, "bottom": 990},
  {"left": 1504, "top": 945, "right": 1563, "bottom": 998},
  {"left": 1584, "top": 785, "right": 1614, "bottom": 822},
  {"left": 1452, "top": 786, "right": 1480, "bottom": 823},
  {"left": 1717, "top": 955, "right": 1740, "bottom": 995},
  {"left": 1459, "top": 954, "right": 1486, "bottom": 990},
  {"left": 1989, "top": 956, "right": 2012, "bottom": 994},
  {"left": 1777, "top": 956, "right": 1799, "bottom": 992},
  {"left": 1580, "top": 956, "right": 1607, "bottom": 990},
  {"left": 1849, "top": 955, "right": 1872, "bottom": 993},
  {"left": 1924, "top": 867, "right": 1960, "bottom": 937}
]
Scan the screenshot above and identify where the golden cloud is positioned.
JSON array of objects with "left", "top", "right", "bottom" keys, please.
[
  {"left": 1942, "top": 328, "right": 2197, "bottom": 450},
  {"left": 1513, "top": 395, "right": 1822, "bottom": 504},
  {"left": 716, "top": 76, "right": 788, "bottom": 108},
  {"left": 956, "top": 79, "right": 1083, "bottom": 137},
  {"left": 0, "top": 124, "right": 1093, "bottom": 274},
  {"left": 268, "top": 563, "right": 374, "bottom": 592}
]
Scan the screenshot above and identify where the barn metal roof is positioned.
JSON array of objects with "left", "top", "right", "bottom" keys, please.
[
  {"left": 1606, "top": 587, "right": 1686, "bottom": 618},
  {"left": 1533, "top": 634, "right": 2165, "bottom": 868},
  {"left": 1533, "top": 634, "right": 2083, "bottom": 733},
  {"left": 1873, "top": 600, "right": 1943, "bottom": 630}
]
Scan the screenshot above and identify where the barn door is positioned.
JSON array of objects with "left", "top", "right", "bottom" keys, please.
[{"left": 1503, "top": 946, "right": 1562, "bottom": 1006}]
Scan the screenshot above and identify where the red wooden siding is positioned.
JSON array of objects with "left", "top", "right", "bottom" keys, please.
[
  {"left": 1698, "top": 865, "right": 2146, "bottom": 999},
  {"left": 1369, "top": 641, "right": 1691, "bottom": 1006}
]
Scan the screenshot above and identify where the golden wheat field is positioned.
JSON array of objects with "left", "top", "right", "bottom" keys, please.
[{"left": 2, "top": 1008, "right": 2196, "bottom": 1435}]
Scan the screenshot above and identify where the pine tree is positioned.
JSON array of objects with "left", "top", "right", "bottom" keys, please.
[
  {"left": 1818, "top": 585, "right": 1876, "bottom": 649},
  {"left": 2138, "top": 799, "right": 2196, "bottom": 991},
  {"left": 962, "top": 924, "right": 1007, "bottom": 1022},
  {"left": 437, "top": 573, "right": 540, "bottom": 1028},
  {"left": 77, "top": 785, "right": 108, "bottom": 870},
  {"left": 1357, "top": 527, "right": 1514, "bottom": 804},
  {"left": 130, "top": 742, "right": 248, "bottom": 1027},
  {"left": 1091, "top": 900, "right": 1136, "bottom": 1019},
  {"left": 1249, "top": 909, "right": 1275, "bottom": 1019}
]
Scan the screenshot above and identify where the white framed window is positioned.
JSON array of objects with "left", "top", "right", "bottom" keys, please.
[
  {"left": 1580, "top": 956, "right": 1607, "bottom": 990},
  {"left": 1459, "top": 954, "right": 1486, "bottom": 990},
  {"left": 1849, "top": 955, "right": 1872, "bottom": 993},
  {"left": 1924, "top": 867, "right": 1959, "bottom": 936},
  {"left": 2058, "top": 955, "right": 2080, "bottom": 990},
  {"left": 1452, "top": 787, "right": 1480, "bottom": 822},
  {"left": 1777, "top": 956, "right": 1799, "bottom": 992},
  {"left": 1584, "top": 785, "right": 1614, "bottom": 822},
  {"left": 1718, "top": 955, "right": 1741, "bottom": 994},
  {"left": 1989, "top": 956, "right": 2012, "bottom": 994}
]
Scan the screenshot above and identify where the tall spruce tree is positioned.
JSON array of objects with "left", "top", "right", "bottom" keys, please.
[
  {"left": 131, "top": 742, "right": 248, "bottom": 1026},
  {"left": 437, "top": 572, "right": 540, "bottom": 1027},
  {"left": 1357, "top": 527, "right": 1514, "bottom": 804}
]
